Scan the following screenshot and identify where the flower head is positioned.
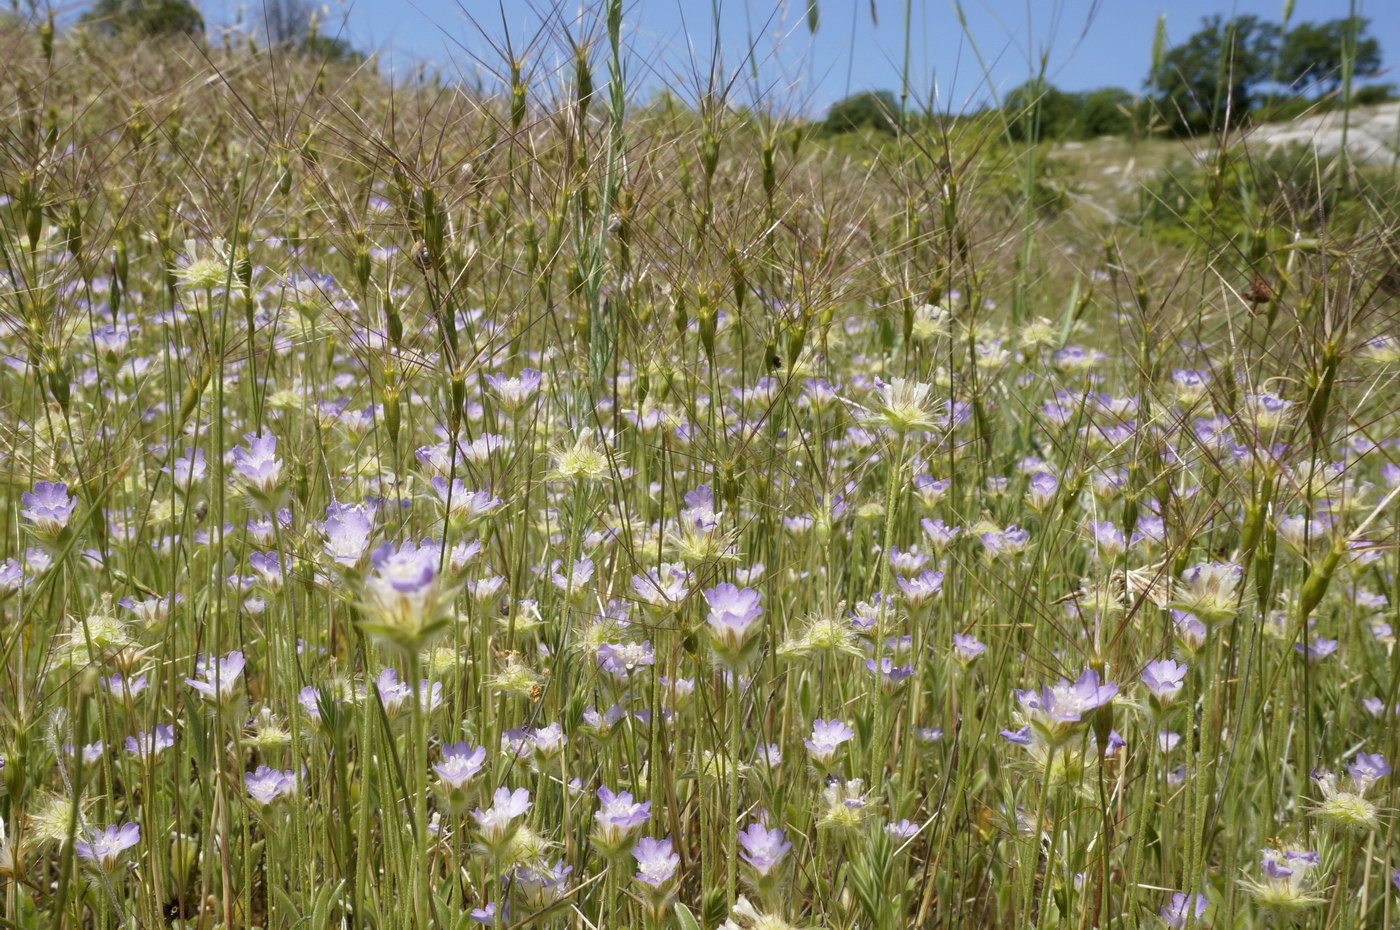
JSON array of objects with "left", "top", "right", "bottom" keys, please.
[
  {"left": 632, "top": 835, "right": 680, "bottom": 888},
  {"left": 75, "top": 823, "right": 140, "bottom": 871},
  {"left": 22, "top": 481, "right": 76, "bottom": 535}
]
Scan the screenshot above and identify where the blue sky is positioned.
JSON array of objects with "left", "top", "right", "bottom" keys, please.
[{"left": 204, "top": 0, "right": 1398, "bottom": 113}]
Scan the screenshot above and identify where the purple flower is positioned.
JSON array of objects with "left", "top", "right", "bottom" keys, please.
[
  {"left": 737, "top": 823, "right": 791, "bottom": 875},
  {"left": 472, "top": 787, "right": 531, "bottom": 845},
  {"left": 866, "top": 657, "right": 915, "bottom": 691},
  {"left": 186, "top": 651, "right": 246, "bottom": 702},
  {"left": 245, "top": 766, "right": 297, "bottom": 805},
  {"left": 125, "top": 723, "right": 175, "bottom": 757},
  {"left": 75, "top": 822, "right": 140, "bottom": 869},
  {"left": 1026, "top": 471, "right": 1058, "bottom": 510},
  {"left": 1141, "top": 659, "right": 1188, "bottom": 705},
  {"left": 704, "top": 583, "right": 764, "bottom": 663},
  {"left": 597, "top": 641, "right": 655, "bottom": 678},
  {"left": 1348, "top": 752, "right": 1391, "bottom": 788},
  {"left": 884, "top": 818, "right": 920, "bottom": 841},
  {"left": 1159, "top": 892, "right": 1207, "bottom": 928},
  {"left": 1016, "top": 669, "right": 1117, "bottom": 741},
  {"left": 21, "top": 481, "right": 76, "bottom": 534},
  {"left": 485, "top": 368, "right": 543, "bottom": 408},
  {"left": 429, "top": 478, "right": 501, "bottom": 522},
  {"left": 631, "top": 563, "right": 691, "bottom": 608},
  {"left": 434, "top": 742, "right": 487, "bottom": 788},
  {"left": 632, "top": 835, "right": 680, "bottom": 887},
  {"left": 230, "top": 432, "right": 283, "bottom": 495},
  {"left": 164, "top": 449, "right": 207, "bottom": 491},
  {"left": 952, "top": 633, "right": 987, "bottom": 665},
  {"left": 804, "top": 719, "right": 855, "bottom": 766},
  {"left": 594, "top": 786, "right": 651, "bottom": 850},
  {"left": 322, "top": 502, "right": 374, "bottom": 565},
  {"left": 549, "top": 557, "right": 595, "bottom": 593},
  {"left": 896, "top": 569, "right": 944, "bottom": 607},
  {"left": 1295, "top": 637, "right": 1338, "bottom": 662},
  {"left": 920, "top": 517, "right": 961, "bottom": 550},
  {"left": 469, "top": 902, "right": 505, "bottom": 925}
]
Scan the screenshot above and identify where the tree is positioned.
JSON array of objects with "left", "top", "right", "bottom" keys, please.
[
  {"left": 1148, "top": 15, "right": 1280, "bottom": 135},
  {"left": 80, "top": 0, "right": 204, "bottom": 38},
  {"left": 1002, "top": 79, "right": 1078, "bottom": 142},
  {"left": 1277, "top": 18, "right": 1382, "bottom": 97},
  {"left": 822, "top": 91, "right": 900, "bottom": 135},
  {"left": 1077, "top": 88, "right": 1137, "bottom": 138},
  {"left": 256, "top": 0, "right": 360, "bottom": 62}
]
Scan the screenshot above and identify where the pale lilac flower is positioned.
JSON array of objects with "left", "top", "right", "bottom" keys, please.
[
  {"left": 22, "top": 481, "right": 76, "bottom": 534},
  {"left": 631, "top": 563, "right": 691, "bottom": 609},
  {"left": 1295, "top": 637, "right": 1338, "bottom": 663},
  {"left": 75, "top": 822, "right": 140, "bottom": 870},
  {"left": 485, "top": 368, "right": 543, "bottom": 408},
  {"left": 705, "top": 583, "right": 763, "bottom": 663},
  {"left": 322, "top": 502, "right": 373, "bottom": 565},
  {"left": 434, "top": 742, "right": 487, "bottom": 788},
  {"left": 597, "top": 641, "right": 655, "bottom": 678},
  {"left": 895, "top": 569, "right": 944, "bottom": 607},
  {"left": 1015, "top": 669, "right": 1117, "bottom": 742},
  {"left": 245, "top": 766, "right": 297, "bottom": 805},
  {"left": 737, "top": 823, "right": 791, "bottom": 875},
  {"left": 887, "top": 546, "right": 929, "bottom": 574},
  {"left": 1141, "top": 659, "right": 1188, "bottom": 706},
  {"left": 125, "top": 723, "right": 175, "bottom": 757},
  {"left": 472, "top": 787, "right": 531, "bottom": 845},
  {"left": 186, "top": 651, "right": 246, "bottom": 702},
  {"left": 594, "top": 786, "right": 651, "bottom": 850},
  {"left": 102, "top": 672, "right": 149, "bottom": 700},
  {"left": 952, "top": 633, "right": 987, "bottom": 665},
  {"left": 866, "top": 657, "right": 915, "bottom": 691},
  {"left": 549, "top": 557, "right": 595, "bottom": 593},
  {"left": 1159, "top": 892, "right": 1207, "bottom": 928},
  {"left": 230, "top": 432, "right": 283, "bottom": 496},
  {"left": 884, "top": 819, "right": 919, "bottom": 840},
  {"left": 1025, "top": 471, "right": 1058, "bottom": 510},
  {"left": 632, "top": 836, "right": 680, "bottom": 887},
  {"left": 164, "top": 448, "right": 207, "bottom": 491},
  {"left": 804, "top": 719, "right": 855, "bottom": 766}
]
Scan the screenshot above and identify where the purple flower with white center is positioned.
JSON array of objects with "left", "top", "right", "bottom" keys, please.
[
  {"left": 363, "top": 540, "right": 450, "bottom": 644},
  {"left": 322, "top": 502, "right": 373, "bottom": 566},
  {"left": 753, "top": 742, "right": 782, "bottom": 768},
  {"left": 248, "top": 551, "right": 286, "bottom": 589},
  {"left": 126, "top": 723, "right": 175, "bottom": 757},
  {"left": 1016, "top": 669, "right": 1117, "bottom": 741},
  {"left": 370, "top": 668, "right": 441, "bottom": 715},
  {"left": 1173, "top": 612, "right": 1207, "bottom": 653},
  {"left": 429, "top": 478, "right": 502, "bottom": 522},
  {"left": 472, "top": 787, "right": 531, "bottom": 846},
  {"left": 1025, "top": 471, "right": 1058, "bottom": 510},
  {"left": 1295, "top": 637, "right": 1338, "bottom": 663},
  {"left": 1159, "top": 731, "right": 1182, "bottom": 753},
  {"left": 866, "top": 657, "right": 915, "bottom": 691},
  {"left": 484, "top": 368, "right": 543, "bottom": 408},
  {"left": 549, "top": 557, "right": 595, "bottom": 593},
  {"left": 583, "top": 704, "right": 628, "bottom": 733},
  {"left": 102, "top": 672, "right": 149, "bottom": 700},
  {"left": 245, "top": 766, "right": 297, "bottom": 806},
  {"left": 510, "top": 860, "right": 573, "bottom": 908},
  {"left": 885, "top": 819, "right": 919, "bottom": 840},
  {"left": 1159, "top": 892, "right": 1207, "bottom": 928},
  {"left": 1141, "top": 659, "right": 1188, "bottom": 706},
  {"left": 470, "top": 902, "right": 505, "bottom": 925},
  {"left": 631, "top": 562, "right": 691, "bottom": 609},
  {"left": 952, "top": 633, "right": 987, "bottom": 665},
  {"left": 1173, "top": 561, "right": 1243, "bottom": 624},
  {"left": 920, "top": 518, "right": 962, "bottom": 552},
  {"left": 186, "top": 650, "right": 246, "bottom": 702},
  {"left": 737, "top": 823, "right": 792, "bottom": 875},
  {"left": 1000, "top": 725, "right": 1033, "bottom": 746},
  {"left": 21, "top": 481, "right": 76, "bottom": 534},
  {"left": 704, "top": 583, "right": 764, "bottom": 664},
  {"left": 529, "top": 723, "right": 568, "bottom": 758},
  {"left": 75, "top": 822, "right": 140, "bottom": 870},
  {"left": 980, "top": 524, "right": 1030, "bottom": 557},
  {"left": 804, "top": 718, "right": 855, "bottom": 766},
  {"left": 597, "top": 641, "right": 655, "bottom": 678},
  {"left": 632, "top": 836, "right": 680, "bottom": 888},
  {"left": 594, "top": 786, "right": 651, "bottom": 851},
  {"left": 1348, "top": 752, "right": 1391, "bottom": 789},
  {"left": 230, "top": 432, "right": 283, "bottom": 496},
  {"left": 434, "top": 742, "right": 487, "bottom": 788},
  {"left": 887, "top": 546, "right": 929, "bottom": 575},
  {"left": 896, "top": 569, "right": 944, "bottom": 607},
  {"left": 164, "top": 448, "right": 207, "bottom": 492},
  {"left": 1089, "top": 520, "right": 1129, "bottom": 556}
]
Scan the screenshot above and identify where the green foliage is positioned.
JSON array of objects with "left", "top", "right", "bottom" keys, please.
[
  {"left": 1147, "top": 14, "right": 1387, "bottom": 136},
  {"left": 1277, "top": 17, "right": 1382, "bottom": 96},
  {"left": 79, "top": 0, "right": 204, "bottom": 38},
  {"left": 822, "top": 90, "right": 900, "bottom": 136},
  {"left": 1148, "top": 14, "right": 1280, "bottom": 135},
  {"left": 1004, "top": 81, "right": 1138, "bottom": 142}
]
